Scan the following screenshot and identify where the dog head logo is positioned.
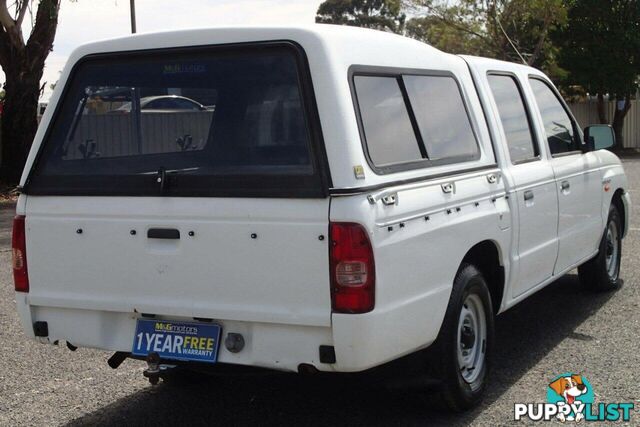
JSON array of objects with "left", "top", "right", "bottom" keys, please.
[
  {"left": 546, "top": 373, "right": 594, "bottom": 422},
  {"left": 549, "top": 375, "right": 588, "bottom": 405}
]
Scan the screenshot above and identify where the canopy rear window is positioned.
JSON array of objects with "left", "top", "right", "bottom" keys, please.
[{"left": 25, "top": 43, "right": 328, "bottom": 197}]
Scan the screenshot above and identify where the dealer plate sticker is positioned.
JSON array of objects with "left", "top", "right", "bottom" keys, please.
[{"left": 131, "top": 319, "right": 221, "bottom": 363}]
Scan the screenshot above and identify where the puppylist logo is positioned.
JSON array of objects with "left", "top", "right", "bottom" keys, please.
[{"left": 514, "top": 373, "right": 635, "bottom": 422}]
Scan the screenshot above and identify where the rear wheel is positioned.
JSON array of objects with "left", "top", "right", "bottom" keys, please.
[
  {"left": 578, "top": 204, "right": 622, "bottom": 292},
  {"left": 429, "top": 263, "right": 494, "bottom": 412}
]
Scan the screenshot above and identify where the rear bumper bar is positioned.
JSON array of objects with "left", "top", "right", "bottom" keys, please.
[{"left": 16, "top": 283, "right": 451, "bottom": 372}]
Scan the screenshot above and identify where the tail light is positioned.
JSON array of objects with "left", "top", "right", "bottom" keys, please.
[
  {"left": 330, "top": 222, "right": 375, "bottom": 313},
  {"left": 12, "top": 215, "right": 29, "bottom": 292}
]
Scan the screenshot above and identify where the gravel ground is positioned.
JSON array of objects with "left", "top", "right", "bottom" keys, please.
[{"left": 1, "top": 159, "right": 639, "bottom": 426}]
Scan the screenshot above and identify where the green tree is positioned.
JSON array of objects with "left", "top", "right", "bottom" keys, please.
[
  {"left": 315, "top": 0, "right": 406, "bottom": 33},
  {"left": 406, "top": 0, "right": 568, "bottom": 78},
  {"left": 0, "top": 0, "right": 61, "bottom": 183},
  {"left": 555, "top": 0, "right": 640, "bottom": 147},
  {"left": 405, "top": 12, "right": 491, "bottom": 57}
]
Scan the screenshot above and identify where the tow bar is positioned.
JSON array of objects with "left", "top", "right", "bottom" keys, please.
[
  {"left": 108, "top": 351, "right": 175, "bottom": 385},
  {"left": 143, "top": 352, "right": 161, "bottom": 385},
  {"left": 107, "top": 351, "right": 128, "bottom": 369}
]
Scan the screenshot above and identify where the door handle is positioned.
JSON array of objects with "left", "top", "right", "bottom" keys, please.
[
  {"left": 524, "top": 190, "right": 534, "bottom": 201},
  {"left": 561, "top": 181, "right": 570, "bottom": 191},
  {"left": 147, "top": 228, "right": 180, "bottom": 239}
]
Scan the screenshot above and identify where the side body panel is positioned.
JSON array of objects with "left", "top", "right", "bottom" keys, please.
[
  {"left": 329, "top": 54, "right": 510, "bottom": 370},
  {"left": 330, "top": 170, "right": 510, "bottom": 370}
]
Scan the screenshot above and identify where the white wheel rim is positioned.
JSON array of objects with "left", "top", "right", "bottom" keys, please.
[
  {"left": 605, "top": 220, "right": 619, "bottom": 280},
  {"left": 457, "top": 293, "right": 486, "bottom": 384}
]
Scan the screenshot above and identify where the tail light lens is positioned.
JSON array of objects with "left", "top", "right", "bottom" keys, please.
[
  {"left": 12, "top": 215, "right": 29, "bottom": 292},
  {"left": 330, "top": 222, "right": 375, "bottom": 313}
]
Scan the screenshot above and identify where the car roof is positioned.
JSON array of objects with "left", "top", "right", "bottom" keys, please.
[
  {"left": 461, "top": 55, "right": 545, "bottom": 78},
  {"left": 65, "top": 24, "right": 449, "bottom": 66},
  {"left": 63, "top": 24, "right": 543, "bottom": 83}
]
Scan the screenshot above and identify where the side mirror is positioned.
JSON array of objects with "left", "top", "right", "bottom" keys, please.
[{"left": 583, "top": 124, "right": 615, "bottom": 152}]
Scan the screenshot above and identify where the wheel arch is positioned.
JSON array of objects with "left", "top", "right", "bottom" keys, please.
[
  {"left": 611, "top": 188, "right": 628, "bottom": 238},
  {"left": 461, "top": 240, "right": 505, "bottom": 315}
]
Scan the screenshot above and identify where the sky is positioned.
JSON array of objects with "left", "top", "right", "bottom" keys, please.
[{"left": 2, "top": 0, "right": 323, "bottom": 101}]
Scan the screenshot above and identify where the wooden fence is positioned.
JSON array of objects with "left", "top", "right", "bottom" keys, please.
[{"left": 568, "top": 100, "right": 640, "bottom": 149}]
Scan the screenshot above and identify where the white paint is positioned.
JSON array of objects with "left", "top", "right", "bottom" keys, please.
[{"left": 15, "top": 26, "right": 630, "bottom": 374}]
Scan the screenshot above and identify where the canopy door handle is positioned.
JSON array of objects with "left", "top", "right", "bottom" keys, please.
[{"left": 147, "top": 228, "right": 180, "bottom": 239}]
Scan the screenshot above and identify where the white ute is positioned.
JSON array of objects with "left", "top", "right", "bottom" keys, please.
[{"left": 13, "top": 25, "right": 630, "bottom": 410}]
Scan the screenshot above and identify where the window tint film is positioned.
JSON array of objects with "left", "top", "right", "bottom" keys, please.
[
  {"left": 529, "top": 78, "right": 577, "bottom": 155},
  {"left": 488, "top": 75, "right": 537, "bottom": 163},
  {"left": 353, "top": 76, "right": 423, "bottom": 167},
  {"left": 28, "top": 45, "right": 324, "bottom": 197},
  {"left": 403, "top": 75, "right": 478, "bottom": 161}
]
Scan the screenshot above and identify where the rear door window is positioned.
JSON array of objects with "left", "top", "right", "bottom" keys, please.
[
  {"left": 487, "top": 74, "right": 538, "bottom": 163},
  {"left": 27, "top": 44, "right": 327, "bottom": 197}
]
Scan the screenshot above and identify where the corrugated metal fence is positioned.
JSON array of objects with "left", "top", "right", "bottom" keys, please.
[
  {"left": 65, "top": 111, "right": 214, "bottom": 159},
  {"left": 19, "top": 101, "right": 640, "bottom": 152},
  {"left": 568, "top": 100, "right": 640, "bottom": 148}
]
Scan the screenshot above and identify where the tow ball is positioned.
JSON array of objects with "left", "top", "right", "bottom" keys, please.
[{"left": 143, "top": 352, "right": 161, "bottom": 385}]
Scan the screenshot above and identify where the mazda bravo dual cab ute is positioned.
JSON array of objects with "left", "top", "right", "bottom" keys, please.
[{"left": 12, "top": 25, "right": 630, "bottom": 411}]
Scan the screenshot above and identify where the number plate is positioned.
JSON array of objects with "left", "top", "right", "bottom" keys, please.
[{"left": 132, "top": 319, "right": 221, "bottom": 363}]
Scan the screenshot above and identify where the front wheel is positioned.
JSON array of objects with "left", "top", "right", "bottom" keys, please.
[
  {"left": 429, "top": 263, "right": 494, "bottom": 412},
  {"left": 578, "top": 204, "right": 623, "bottom": 292}
]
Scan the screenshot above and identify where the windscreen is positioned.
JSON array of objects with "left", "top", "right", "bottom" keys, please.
[{"left": 26, "top": 44, "right": 326, "bottom": 197}]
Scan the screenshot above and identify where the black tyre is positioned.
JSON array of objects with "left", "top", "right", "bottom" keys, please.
[
  {"left": 429, "top": 263, "right": 494, "bottom": 412},
  {"left": 578, "top": 204, "right": 622, "bottom": 292}
]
